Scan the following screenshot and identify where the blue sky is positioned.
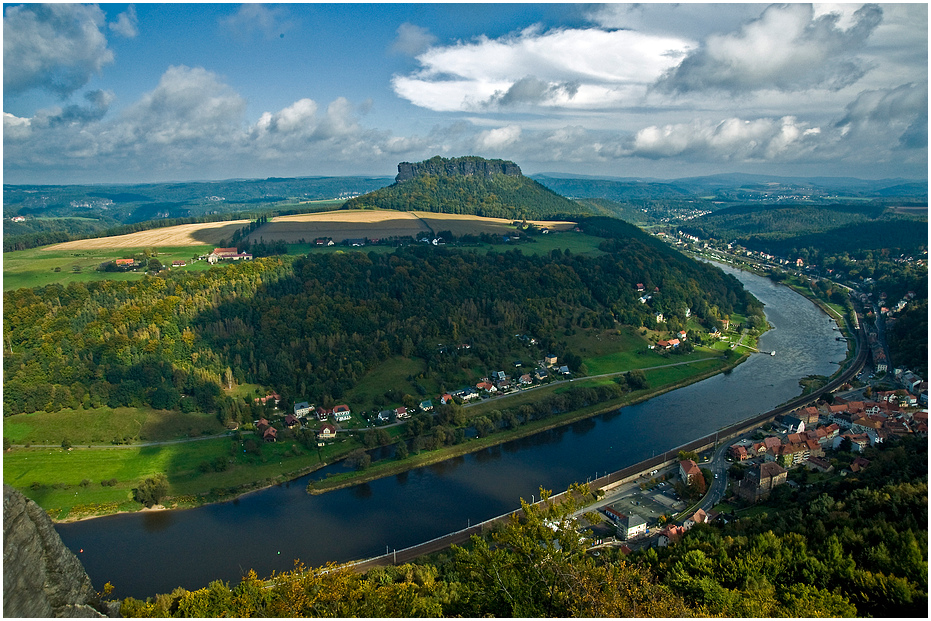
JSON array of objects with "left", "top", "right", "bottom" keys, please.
[{"left": 3, "top": 3, "right": 927, "bottom": 184}]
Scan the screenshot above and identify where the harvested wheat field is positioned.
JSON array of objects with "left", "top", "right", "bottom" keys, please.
[
  {"left": 413, "top": 212, "right": 576, "bottom": 236},
  {"left": 246, "top": 210, "right": 577, "bottom": 243},
  {"left": 45, "top": 220, "right": 250, "bottom": 250},
  {"left": 249, "top": 210, "right": 429, "bottom": 243}
]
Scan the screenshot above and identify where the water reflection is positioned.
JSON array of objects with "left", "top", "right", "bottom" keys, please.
[
  {"left": 571, "top": 418, "right": 596, "bottom": 435},
  {"left": 351, "top": 483, "right": 372, "bottom": 499},
  {"left": 141, "top": 511, "right": 173, "bottom": 533}
]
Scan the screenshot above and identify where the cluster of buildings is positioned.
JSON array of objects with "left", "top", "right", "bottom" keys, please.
[
  {"left": 249, "top": 354, "right": 575, "bottom": 444},
  {"left": 727, "top": 396, "right": 927, "bottom": 501}
]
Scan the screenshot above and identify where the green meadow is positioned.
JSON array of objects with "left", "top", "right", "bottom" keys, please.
[
  {"left": 3, "top": 245, "right": 215, "bottom": 291},
  {"left": 3, "top": 406, "right": 227, "bottom": 446}
]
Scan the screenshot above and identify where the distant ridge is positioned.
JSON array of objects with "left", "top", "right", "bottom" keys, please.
[{"left": 345, "top": 156, "right": 590, "bottom": 220}]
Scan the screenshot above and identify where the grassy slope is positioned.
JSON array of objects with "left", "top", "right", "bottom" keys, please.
[
  {"left": 2, "top": 407, "right": 227, "bottom": 445},
  {"left": 3, "top": 245, "right": 215, "bottom": 291}
]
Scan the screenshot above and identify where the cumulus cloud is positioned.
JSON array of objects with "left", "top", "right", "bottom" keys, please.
[
  {"left": 4, "top": 3, "right": 114, "bottom": 97},
  {"left": 393, "top": 25, "right": 692, "bottom": 111},
  {"left": 475, "top": 125, "right": 522, "bottom": 150},
  {"left": 115, "top": 66, "right": 246, "bottom": 149},
  {"left": 4, "top": 65, "right": 400, "bottom": 180},
  {"left": 629, "top": 116, "right": 822, "bottom": 161},
  {"left": 109, "top": 5, "right": 138, "bottom": 38},
  {"left": 837, "top": 82, "right": 928, "bottom": 149},
  {"left": 220, "top": 4, "right": 296, "bottom": 40},
  {"left": 391, "top": 23, "right": 437, "bottom": 56},
  {"left": 656, "top": 3, "right": 883, "bottom": 95}
]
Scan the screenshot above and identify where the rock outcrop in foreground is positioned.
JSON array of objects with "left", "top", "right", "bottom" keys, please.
[
  {"left": 395, "top": 155, "right": 522, "bottom": 183},
  {"left": 3, "top": 484, "right": 114, "bottom": 617}
]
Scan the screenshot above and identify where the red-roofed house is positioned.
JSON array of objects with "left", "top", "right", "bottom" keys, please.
[{"left": 679, "top": 459, "right": 701, "bottom": 484}]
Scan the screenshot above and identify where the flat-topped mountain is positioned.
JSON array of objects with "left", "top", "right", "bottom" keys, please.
[
  {"left": 396, "top": 156, "right": 523, "bottom": 183},
  {"left": 346, "top": 156, "right": 590, "bottom": 220}
]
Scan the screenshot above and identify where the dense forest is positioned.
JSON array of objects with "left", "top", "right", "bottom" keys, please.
[
  {"left": 887, "top": 300, "right": 928, "bottom": 377},
  {"left": 343, "top": 158, "right": 590, "bottom": 220},
  {"left": 118, "top": 435, "right": 927, "bottom": 617},
  {"left": 3, "top": 219, "right": 760, "bottom": 419}
]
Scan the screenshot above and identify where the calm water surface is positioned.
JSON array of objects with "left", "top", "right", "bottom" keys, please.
[{"left": 57, "top": 264, "right": 847, "bottom": 598}]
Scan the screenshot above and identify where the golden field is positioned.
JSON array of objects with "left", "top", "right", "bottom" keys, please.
[
  {"left": 45, "top": 220, "right": 250, "bottom": 250},
  {"left": 42, "top": 210, "right": 578, "bottom": 250}
]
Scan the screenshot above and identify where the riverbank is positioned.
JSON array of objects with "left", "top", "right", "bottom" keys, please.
[
  {"left": 307, "top": 353, "right": 748, "bottom": 494},
  {"left": 29, "top": 350, "right": 751, "bottom": 522}
]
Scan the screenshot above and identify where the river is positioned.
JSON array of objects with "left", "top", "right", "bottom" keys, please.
[{"left": 56, "top": 264, "right": 848, "bottom": 599}]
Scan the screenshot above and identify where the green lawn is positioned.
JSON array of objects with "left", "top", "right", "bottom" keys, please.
[
  {"left": 3, "top": 245, "right": 215, "bottom": 291},
  {"left": 344, "top": 356, "right": 429, "bottom": 413},
  {"left": 2, "top": 406, "right": 227, "bottom": 445},
  {"left": 3, "top": 429, "right": 349, "bottom": 519}
]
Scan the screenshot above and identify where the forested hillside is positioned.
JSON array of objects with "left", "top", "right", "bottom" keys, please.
[
  {"left": 343, "top": 156, "right": 589, "bottom": 220},
  {"left": 3, "top": 221, "right": 759, "bottom": 418}
]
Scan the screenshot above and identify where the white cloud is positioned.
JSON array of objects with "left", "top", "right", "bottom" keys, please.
[
  {"left": 393, "top": 25, "right": 693, "bottom": 111},
  {"left": 220, "top": 4, "right": 296, "bottom": 41},
  {"left": 391, "top": 23, "right": 437, "bottom": 56},
  {"left": 3, "top": 112, "right": 32, "bottom": 141},
  {"left": 3, "top": 3, "right": 114, "bottom": 97},
  {"left": 656, "top": 3, "right": 884, "bottom": 94},
  {"left": 115, "top": 66, "right": 246, "bottom": 149},
  {"left": 475, "top": 125, "right": 522, "bottom": 150},
  {"left": 109, "top": 5, "right": 138, "bottom": 38},
  {"left": 630, "top": 116, "right": 822, "bottom": 161}
]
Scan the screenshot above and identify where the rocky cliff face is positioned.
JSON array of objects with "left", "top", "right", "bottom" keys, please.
[
  {"left": 396, "top": 156, "right": 522, "bottom": 183},
  {"left": 3, "top": 484, "right": 113, "bottom": 618}
]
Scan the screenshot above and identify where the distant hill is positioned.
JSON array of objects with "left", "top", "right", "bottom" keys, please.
[
  {"left": 532, "top": 172, "right": 928, "bottom": 203},
  {"left": 344, "top": 156, "right": 591, "bottom": 220},
  {"left": 680, "top": 202, "right": 928, "bottom": 256}
]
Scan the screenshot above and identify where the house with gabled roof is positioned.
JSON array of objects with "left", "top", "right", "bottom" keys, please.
[
  {"left": 317, "top": 424, "right": 337, "bottom": 442},
  {"left": 678, "top": 459, "right": 701, "bottom": 484}
]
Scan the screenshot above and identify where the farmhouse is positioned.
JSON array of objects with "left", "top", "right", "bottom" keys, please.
[{"left": 208, "top": 247, "right": 253, "bottom": 264}]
